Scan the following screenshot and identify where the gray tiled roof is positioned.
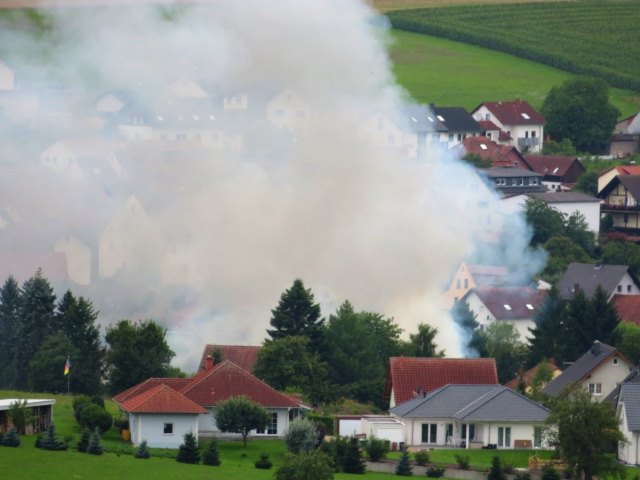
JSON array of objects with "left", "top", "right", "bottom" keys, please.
[
  {"left": 543, "top": 341, "right": 617, "bottom": 396},
  {"left": 527, "top": 192, "right": 601, "bottom": 203},
  {"left": 605, "top": 367, "right": 640, "bottom": 405},
  {"left": 620, "top": 383, "right": 640, "bottom": 431},
  {"left": 556, "top": 263, "right": 631, "bottom": 300},
  {"left": 390, "top": 385, "right": 549, "bottom": 422}
]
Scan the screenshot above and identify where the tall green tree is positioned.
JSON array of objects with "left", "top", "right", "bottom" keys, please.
[
  {"left": 0, "top": 276, "right": 21, "bottom": 388},
  {"left": 402, "top": 323, "right": 445, "bottom": 357},
  {"left": 524, "top": 198, "right": 566, "bottom": 246},
  {"left": 267, "top": 279, "right": 324, "bottom": 351},
  {"left": 28, "top": 334, "right": 78, "bottom": 393},
  {"left": 56, "top": 291, "right": 104, "bottom": 395},
  {"left": 451, "top": 299, "right": 486, "bottom": 357},
  {"left": 567, "top": 289, "right": 591, "bottom": 357},
  {"left": 575, "top": 171, "right": 599, "bottom": 196},
  {"left": 480, "top": 322, "right": 526, "bottom": 384},
  {"left": 105, "top": 319, "right": 174, "bottom": 395},
  {"left": 602, "top": 240, "right": 640, "bottom": 276},
  {"left": 564, "top": 211, "right": 595, "bottom": 254},
  {"left": 587, "top": 286, "right": 620, "bottom": 346},
  {"left": 616, "top": 322, "right": 640, "bottom": 365},
  {"left": 541, "top": 237, "right": 590, "bottom": 283},
  {"left": 16, "top": 270, "right": 57, "bottom": 389},
  {"left": 545, "top": 387, "right": 625, "bottom": 480},
  {"left": 528, "top": 286, "right": 574, "bottom": 366},
  {"left": 541, "top": 76, "right": 620, "bottom": 153},
  {"left": 214, "top": 396, "right": 271, "bottom": 448},
  {"left": 253, "top": 336, "right": 328, "bottom": 403}
]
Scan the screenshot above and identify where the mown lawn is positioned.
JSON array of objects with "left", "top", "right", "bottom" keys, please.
[
  {"left": 389, "top": 30, "right": 640, "bottom": 119},
  {"left": 388, "top": 447, "right": 554, "bottom": 468}
]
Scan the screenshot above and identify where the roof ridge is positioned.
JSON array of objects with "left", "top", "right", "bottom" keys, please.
[
  {"left": 180, "top": 359, "right": 230, "bottom": 394},
  {"left": 454, "top": 385, "right": 502, "bottom": 418}
]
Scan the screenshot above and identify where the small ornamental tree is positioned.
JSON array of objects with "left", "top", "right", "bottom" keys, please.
[
  {"left": 214, "top": 396, "right": 271, "bottom": 448},
  {"left": 488, "top": 456, "right": 506, "bottom": 480},
  {"left": 77, "top": 428, "right": 90, "bottom": 452},
  {"left": 79, "top": 404, "right": 112, "bottom": 433},
  {"left": 285, "top": 418, "right": 318, "bottom": 453},
  {"left": 0, "top": 427, "right": 20, "bottom": 447},
  {"left": 87, "top": 427, "right": 104, "bottom": 455},
  {"left": 202, "top": 440, "right": 221, "bottom": 466},
  {"left": 274, "top": 451, "right": 334, "bottom": 480},
  {"left": 40, "top": 424, "right": 67, "bottom": 451},
  {"left": 395, "top": 447, "right": 413, "bottom": 476},
  {"left": 8, "top": 400, "right": 34, "bottom": 435},
  {"left": 342, "top": 437, "right": 365, "bottom": 474},
  {"left": 134, "top": 440, "right": 151, "bottom": 459},
  {"left": 255, "top": 453, "right": 273, "bottom": 469},
  {"left": 365, "top": 436, "right": 389, "bottom": 462},
  {"left": 176, "top": 432, "right": 200, "bottom": 464}
]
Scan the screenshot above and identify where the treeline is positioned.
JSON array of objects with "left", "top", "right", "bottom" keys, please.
[
  {"left": 0, "top": 269, "right": 177, "bottom": 396},
  {"left": 387, "top": 1, "right": 640, "bottom": 92}
]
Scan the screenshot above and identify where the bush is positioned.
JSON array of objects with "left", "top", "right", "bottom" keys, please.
[
  {"left": 91, "top": 396, "right": 105, "bottom": 409},
  {"left": 134, "top": 440, "right": 151, "bottom": 459},
  {"left": 306, "top": 413, "right": 334, "bottom": 436},
  {"left": 0, "top": 427, "right": 20, "bottom": 447},
  {"left": 77, "top": 428, "right": 90, "bottom": 452},
  {"left": 488, "top": 456, "right": 506, "bottom": 480},
  {"left": 8, "top": 400, "right": 34, "bottom": 434},
  {"left": 34, "top": 434, "right": 44, "bottom": 448},
  {"left": 365, "top": 436, "right": 389, "bottom": 462},
  {"left": 319, "top": 436, "right": 347, "bottom": 472},
  {"left": 79, "top": 404, "right": 112, "bottom": 433},
  {"left": 427, "top": 467, "right": 446, "bottom": 478},
  {"left": 503, "top": 463, "right": 515, "bottom": 475},
  {"left": 255, "top": 453, "right": 273, "bottom": 469},
  {"left": 202, "top": 440, "right": 221, "bottom": 466},
  {"left": 176, "top": 432, "right": 200, "bottom": 464},
  {"left": 455, "top": 454, "right": 470, "bottom": 470},
  {"left": 87, "top": 428, "right": 104, "bottom": 455},
  {"left": 274, "top": 451, "right": 334, "bottom": 480},
  {"left": 395, "top": 447, "right": 413, "bottom": 476},
  {"left": 285, "top": 418, "right": 318, "bottom": 454},
  {"left": 542, "top": 465, "right": 561, "bottom": 480},
  {"left": 39, "top": 424, "right": 67, "bottom": 451},
  {"left": 414, "top": 450, "right": 430, "bottom": 466}
]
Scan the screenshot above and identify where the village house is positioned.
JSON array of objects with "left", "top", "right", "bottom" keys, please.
[
  {"left": 617, "top": 382, "right": 640, "bottom": 465},
  {"left": 612, "top": 295, "right": 640, "bottom": 325},
  {"left": 504, "top": 361, "right": 562, "bottom": 394},
  {"left": 478, "top": 167, "right": 546, "bottom": 197},
  {"left": 598, "top": 166, "right": 640, "bottom": 195},
  {"left": 0, "top": 399, "right": 55, "bottom": 434},
  {"left": 389, "top": 384, "right": 550, "bottom": 449},
  {"left": 599, "top": 174, "right": 640, "bottom": 234},
  {"left": 456, "top": 136, "right": 529, "bottom": 169},
  {"left": 611, "top": 112, "right": 640, "bottom": 157},
  {"left": 445, "top": 261, "right": 509, "bottom": 307},
  {"left": 543, "top": 341, "right": 633, "bottom": 401},
  {"left": 472, "top": 100, "right": 545, "bottom": 153},
  {"left": 523, "top": 155, "right": 586, "bottom": 191},
  {"left": 424, "top": 104, "right": 482, "bottom": 150},
  {"left": 556, "top": 262, "right": 640, "bottom": 300},
  {"left": 197, "top": 344, "right": 261, "bottom": 373}
]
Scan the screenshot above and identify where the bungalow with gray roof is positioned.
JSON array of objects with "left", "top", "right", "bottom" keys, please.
[
  {"left": 389, "top": 384, "right": 550, "bottom": 449},
  {"left": 543, "top": 341, "right": 633, "bottom": 401}
]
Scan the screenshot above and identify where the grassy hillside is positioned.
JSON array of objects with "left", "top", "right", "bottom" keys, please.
[
  {"left": 387, "top": 0, "right": 640, "bottom": 91},
  {"left": 371, "top": 0, "right": 557, "bottom": 13},
  {"left": 389, "top": 30, "right": 640, "bottom": 118}
]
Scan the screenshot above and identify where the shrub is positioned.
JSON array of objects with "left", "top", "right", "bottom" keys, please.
[
  {"left": 34, "top": 434, "right": 44, "bottom": 448},
  {"left": 134, "top": 440, "right": 151, "bottom": 459},
  {"left": 202, "top": 440, "right": 221, "bottom": 466},
  {"left": 255, "top": 453, "right": 273, "bottom": 469},
  {"left": 39, "top": 424, "right": 67, "bottom": 451},
  {"left": 0, "top": 427, "right": 20, "bottom": 447},
  {"left": 274, "top": 451, "right": 334, "bottom": 480},
  {"left": 77, "top": 428, "right": 90, "bottom": 452},
  {"left": 176, "top": 432, "right": 200, "bottom": 464},
  {"left": 319, "top": 436, "right": 346, "bottom": 472},
  {"left": 306, "top": 413, "right": 334, "bottom": 436},
  {"left": 73, "top": 395, "right": 93, "bottom": 424},
  {"left": 79, "top": 404, "right": 112, "bottom": 433},
  {"left": 414, "top": 450, "right": 430, "bottom": 466},
  {"left": 285, "top": 418, "right": 318, "bottom": 454},
  {"left": 343, "top": 437, "right": 365, "bottom": 474},
  {"left": 542, "top": 465, "right": 561, "bottom": 480},
  {"left": 8, "top": 400, "right": 34, "bottom": 434},
  {"left": 365, "top": 436, "right": 389, "bottom": 462},
  {"left": 87, "top": 427, "right": 104, "bottom": 455},
  {"left": 395, "top": 447, "right": 413, "bottom": 476},
  {"left": 427, "top": 467, "right": 446, "bottom": 478},
  {"left": 91, "top": 396, "right": 105, "bottom": 409},
  {"left": 503, "top": 462, "right": 515, "bottom": 475},
  {"left": 455, "top": 454, "right": 470, "bottom": 470},
  {"left": 488, "top": 456, "right": 506, "bottom": 480}
]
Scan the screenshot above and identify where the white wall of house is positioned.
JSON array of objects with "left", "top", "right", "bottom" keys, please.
[
  {"left": 128, "top": 413, "right": 200, "bottom": 448},
  {"left": 338, "top": 419, "right": 362, "bottom": 436},
  {"left": 472, "top": 106, "right": 543, "bottom": 152},
  {"left": 611, "top": 273, "right": 640, "bottom": 298},
  {"left": 40, "top": 142, "right": 81, "bottom": 178},
  {"left": 507, "top": 319, "right": 536, "bottom": 343},
  {"left": 619, "top": 404, "right": 640, "bottom": 465},
  {"left": 223, "top": 94, "right": 248, "bottom": 110},
  {"left": 483, "top": 422, "right": 546, "bottom": 449},
  {"left": 198, "top": 407, "right": 291, "bottom": 437},
  {"left": 579, "top": 355, "right": 632, "bottom": 401},
  {"left": 549, "top": 202, "right": 600, "bottom": 236}
]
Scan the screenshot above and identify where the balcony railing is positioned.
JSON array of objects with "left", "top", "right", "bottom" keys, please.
[
  {"left": 601, "top": 203, "right": 640, "bottom": 212},
  {"left": 517, "top": 137, "right": 540, "bottom": 148}
]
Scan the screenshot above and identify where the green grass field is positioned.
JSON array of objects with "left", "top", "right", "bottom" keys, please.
[
  {"left": 388, "top": 0, "right": 640, "bottom": 91},
  {"left": 389, "top": 29, "right": 640, "bottom": 118}
]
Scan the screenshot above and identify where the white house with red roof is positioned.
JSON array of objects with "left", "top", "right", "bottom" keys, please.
[
  {"left": 197, "top": 344, "right": 261, "bottom": 373},
  {"left": 598, "top": 166, "right": 640, "bottom": 195},
  {"left": 384, "top": 357, "right": 498, "bottom": 408},
  {"left": 445, "top": 261, "right": 509, "bottom": 307},
  {"left": 114, "top": 360, "right": 308, "bottom": 447},
  {"left": 472, "top": 100, "right": 545, "bottom": 153},
  {"left": 456, "top": 136, "right": 529, "bottom": 169},
  {"left": 462, "top": 286, "right": 545, "bottom": 341}
]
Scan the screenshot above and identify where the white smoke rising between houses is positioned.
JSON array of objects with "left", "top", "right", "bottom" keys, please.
[{"left": 0, "top": 0, "right": 544, "bottom": 370}]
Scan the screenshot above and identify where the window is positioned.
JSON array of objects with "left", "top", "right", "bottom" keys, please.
[
  {"left": 628, "top": 285, "right": 633, "bottom": 293},
  {"left": 448, "top": 134, "right": 454, "bottom": 141},
  {"left": 487, "top": 132, "right": 492, "bottom": 139},
  {"left": 163, "top": 423, "right": 173, "bottom": 434},
  {"left": 532, "top": 178, "right": 539, "bottom": 186},
  {"left": 534, "top": 427, "right": 542, "bottom": 448},
  {"left": 531, "top": 131, "right": 536, "bottom": 138},
  {"left": 525, "top": 131, "right": 529, "bottom": 138},
  {"left": 485, "top": 114, "right": 490, "bottom": 120},
  {"left": 588, "top": 383, "right": 602, "bottom": 395},
  {"left": 464, "top": 279, "right": 469, "bottom": 289},
  {"left": 421, "top": 423, "right": 438, "bottom": 444},
  {"left": 257, "top": 413, "right": 278, "bottom": 435},
  {"left": 457, "top": 133, "right": 462, "bottom": 141},
  {"left": 614, "top": 358, "right": 619, "bottom": 366},
  {"left": 498, "top": 426, "right": 511, "bottom": 447},
  {"left": 617, "top": 285, "right": 622, "bottom": 292},
  {"left": 461, "top": 424, "right": 475, "bottom": 441}
]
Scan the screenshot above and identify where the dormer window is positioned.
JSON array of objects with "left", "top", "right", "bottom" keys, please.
[
  {"left": 504, "top": 304, "right": 512, "bottom": 311},
  {"left": 613, "top": 358, "right": 619, "bottom": 366}
]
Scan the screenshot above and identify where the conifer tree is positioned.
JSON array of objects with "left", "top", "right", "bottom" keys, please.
[
  {"left": 342, "top": 437, "right": 365, "bottom": 474},
  {"left": 566, "top": 289, "right": 590, "bottom": 358},
  {"left": 589, "top": 286, "right": 620, "bottom": 346},
  {"left": 1, "top": 427, "right": 20, "bottom": 447},
  {"left": 40, "top": 424, "right": 67, "bottom": 451},
  {"left": 77, "top": 428, "right": 90, "bottom": 452},
  {"left": 176, "top": 432, "right": 200, "bottom": 464},
  {"left": 488, "top": 456, "right": 506, "bottom": 480},
  {"left": 395, "top": 447, "right": 413, "bottom": 476},
  {"left": 202, "top": 440, "right": 221, "bottom": 466},
  {"left": 0, "top": 276, "right": 20, "bottom": 388},
  {"left": 528, "top": 286, "right": 571, "bottom": 366},
  {"left": 87, "top": 427, "right": 104, "bottom": 455},
  {"left": 135, "top": 440, "right": 151, "bottom": 459}
]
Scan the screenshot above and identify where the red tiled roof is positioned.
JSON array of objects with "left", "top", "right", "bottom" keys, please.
[
  {"left": 504, "top": 361, "right": 560, "bottom": 390},
  {"left": 613, "top": 294, "right": 640, "bottom": 325},
  {"left": 616, "top": 166, "right": 640, "bottom": 176},
  {"left": 478, "top": 120, "right": 500, "bottom": 131},
  {"left": 524, "top": 155, "right": 583, "bottom": 178},
  {"left": 120, "top": 384, "right": 207, "bottom": 414},
  {"left": 465, "top": 286, "right": 546, "bottom": 320},
  {"left": 459, "top": 136, "right": 529, "bottom": 169},
  {"left": 181, "top": 360, "right": 300, "bottom": 408},
  {"left": 113, "top": 377, "right": 192, "bottom": 403},
  {"left": 384, "top": 357, "right": 499, "bottom": 405},
  {"left": 198, "top": 344, "right": 261, "bottom": 372},
  {"left": 476, "top": 99, "right": 545, "bottom": 126}
]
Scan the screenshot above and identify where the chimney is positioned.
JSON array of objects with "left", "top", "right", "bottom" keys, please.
[{"left": 205, "top": 354, "right": 213, "bottom": 370}]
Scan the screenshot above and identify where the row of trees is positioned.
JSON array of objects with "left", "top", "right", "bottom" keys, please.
[{"left": 0, "top": 270, "right": 177, "bottom": 396}]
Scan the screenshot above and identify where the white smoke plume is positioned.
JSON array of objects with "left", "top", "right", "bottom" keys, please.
[{"left": 0, "top": 0, "right": 544, "bottom": 371}]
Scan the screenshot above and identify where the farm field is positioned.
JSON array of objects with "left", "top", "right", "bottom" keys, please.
[
  {"left": 389, "top": 30, "right": 640, "bottom": 118},
  {"left": 387, "top": 0, "right": 640, "bottom": 91},
  {"left": 371, "top": 0, "right": 557, "bottom": 13}
]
